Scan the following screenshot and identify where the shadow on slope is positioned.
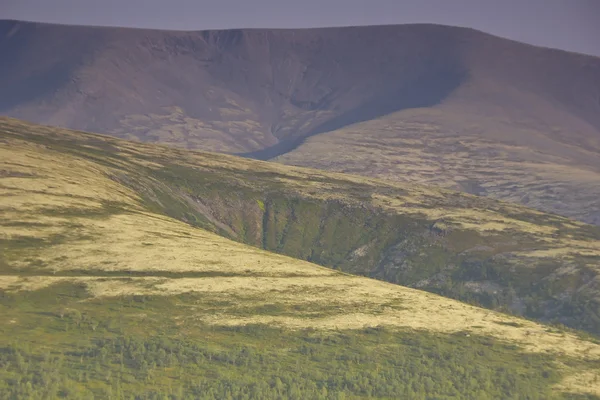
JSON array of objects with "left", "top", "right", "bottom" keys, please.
[
  {"left": 0, "top": 20, "right": 95, "bottom": 113},
  {"left": 241, "top": 65, "right": 468, "bottom": 160}
]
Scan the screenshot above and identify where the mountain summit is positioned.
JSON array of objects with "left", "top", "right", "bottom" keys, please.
[{"left": 1, "top": 20, "right": 600, "bottom": 224}]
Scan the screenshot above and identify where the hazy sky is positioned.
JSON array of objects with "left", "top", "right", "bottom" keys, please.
[{"left": 2, "top": 0, "right": 599, "bottom": 56}]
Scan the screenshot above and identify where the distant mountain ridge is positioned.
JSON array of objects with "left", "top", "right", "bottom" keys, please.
[{"left": 1, "top": 19, "right": 600, "bottom": 224}]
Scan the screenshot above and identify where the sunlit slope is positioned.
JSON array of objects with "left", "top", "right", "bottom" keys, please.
[
  {"left": 2, "top": 117, "right": 600, "bottom": 339},
  {"left": 1, "top": 118, "right": 600, "bottom": 398},
  {"left": 275, "top": 107, "right": 600, "bottom": 225}
]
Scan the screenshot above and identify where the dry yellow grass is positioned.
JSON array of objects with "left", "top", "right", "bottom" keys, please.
[
  {"left": 556, "top": 370, "right": 600, "bottom": 397},
  {"left": 0, "top": 140, "right": 140, "bottom": 209},
  {"left": 1, "top": 272, "right": 599, "bottom": 360},
  {"left": 2, "top": 117, "right": 600, "bottom": 396},
  {"left": 3, "top": 116, "right": 600, "bottom": 262},
  {"left": 3, "top": 117, "right": 600, "bottom": 267},
  {"left": 0, "top": 141, "right": 336, "bottom": 275},
  {"left": 17, "top": 212, "right": 339, "bottom": 276}
]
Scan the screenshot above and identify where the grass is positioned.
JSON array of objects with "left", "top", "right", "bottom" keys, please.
[
  {"left": 0, "top": 282, "right": 599, "bottom": 398},
  {"left": 2, "top": 117, "right": 600, "bottom": 397},
  {"left": 2, "top": 118, "right": 600, "bottom": 332},
  {"left": 274, "top": 107, "right": 600, "bottom": 226}
]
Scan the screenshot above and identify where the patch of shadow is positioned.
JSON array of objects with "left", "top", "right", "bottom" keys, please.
[
  {"left": 0, "top": 20, "right": 99, "bottom": 113},
  {"left": 458, "top": 180, "right": 487, "bottom": 196},
  {"left": 0, "top": 170, "right": 37, "bottom": 178},
  {"left": 493, "top": 320, "right": 524, "bottom": 328},
  {"left": 240, "top": 64, "right": 469, "bottom": 160},
  {"left": 201, "top": 29, "right": 245, "bottom": 51},
  {"left": 585, "top": 211, "right": 600, "bottom": 227}
]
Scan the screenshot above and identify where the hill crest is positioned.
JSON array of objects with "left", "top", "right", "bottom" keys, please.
[{"left": 1, "top": 20, "right": 600, "bottom": 225}]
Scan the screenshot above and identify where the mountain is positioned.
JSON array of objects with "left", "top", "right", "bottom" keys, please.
[
  {"left": 1, "top": 20, "right": 600, "bottom": 225},
  {"left": 273, "top": 106, "right": 600, "bottom": 226},
  {"left": 2, "top": 117, "right": 600, "bottom": 398}
]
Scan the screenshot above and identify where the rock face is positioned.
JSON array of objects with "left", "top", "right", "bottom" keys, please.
[{"left": 1, "top": 20, "right": 600, "bottom": 225}]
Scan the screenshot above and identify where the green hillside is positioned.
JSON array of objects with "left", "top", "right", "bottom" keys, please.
[
  {"left": 3, "top": 117, "right": 600, "bottom": 333},
  {"left": 1, "top": 117, "right": 600, "bottom": 398}
]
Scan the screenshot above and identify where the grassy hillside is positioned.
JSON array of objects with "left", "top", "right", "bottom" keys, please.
[
  {"left": 3, "top": 116, "right": 600, "bottom": 332},
  {"left": 274, "top": 107, "right": 600, "bottom": 226},
  {"left": 2, "top": 119, "right": 600, "bottom": 398}
]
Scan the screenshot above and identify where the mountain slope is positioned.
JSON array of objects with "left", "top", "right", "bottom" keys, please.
[
  {"left": 275, "top": 107, "right": 600, "bottom": 225},
  {"left": 2, "top": 20, "right": 599, "bottom": 155},
  {"left": 2, "top": 118, "right": 600, "bottom": 398},
  {"left": 0, "top": 20, "right": 474, "bottom": 151},
  {"left": 1, "top": 20, "right": 600, "bottom": 226},
  {"left": 3, "top": 117, "right": 600, "bottom": 337}
]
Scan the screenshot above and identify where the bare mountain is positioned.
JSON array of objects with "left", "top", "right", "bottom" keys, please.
[{"left": 1, "top": 20, "right": 600, "bottom": 223}]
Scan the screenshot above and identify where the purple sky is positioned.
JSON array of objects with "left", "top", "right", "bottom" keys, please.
[{"left": 2, "top": 0, "right": 599, "bottom": 56}]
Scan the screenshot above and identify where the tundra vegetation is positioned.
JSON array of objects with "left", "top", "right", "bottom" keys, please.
[{"left": 1, "top": 117, "right": 600, "bottom": 398}]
